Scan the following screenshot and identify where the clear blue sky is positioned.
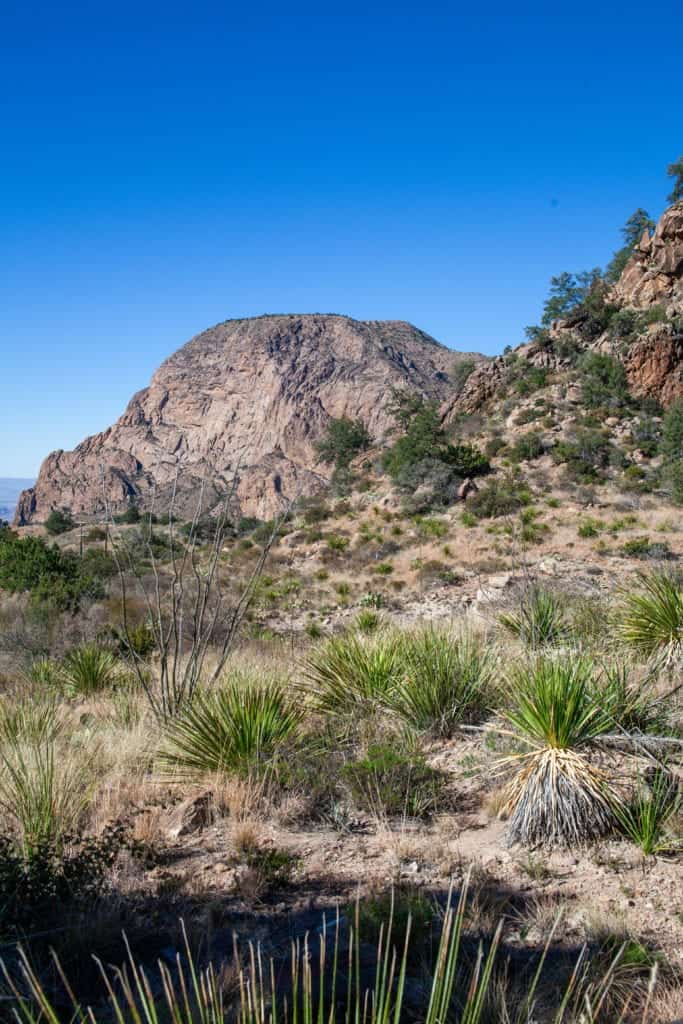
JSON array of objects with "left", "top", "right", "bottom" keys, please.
[{"left": 1, "top": 1, "right": 682, "bottom": 476}]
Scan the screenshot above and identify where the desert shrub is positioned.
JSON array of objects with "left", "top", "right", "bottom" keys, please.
[
  {"left": 384, "top": 392, "right": 488, "bottom": 484},
  {"left": 388, "top": 629, "right": 493, "bottom": 737},
  {"left": 0, "top": 527, "right": 111, "bottom": 610},
  {"left": 341, "top": 742, "right": 444, "bottom": 818},
  {"left": 326, "top": 533, "right": 350, "bottom": 552},
  {"left": 509, "top": 432, "right": 544, "bottom": 462},
  {"left": 500, "top": 656, "right": 614, "bottom": 846},
  {"left": 666, "top": 459, "right": 683, "bottom": 505},
  {"left": 316, "top": 417, "right": 371, "bottom": 470},
  {"left": 0, "top": 823, "right": 127, "bottom": 932},
  {"left": 466, "top": 473, "right": 531, "bottom": 520},
  {"left": 45, "top": 509, "right": 75, "bottom": 535},
  {"left": 660, "top": 398, "right": 683, "bottom": 462},
  {"left": 413, "top": 515, "right": 448, "bottom": 539},
  {"left": 615, "top": 571, "right": 683, "bottom": 666},
  {"left": 578, "top": 352, "right": 631, "bottom": 410},
  {"left": 302, "top": 632, "right": 404, "bottom": 719},
  {"left": 114, "top": 503, "right": 142, "bottom": 525},
  {"left": 60, "top": 643, "right": 123, "bottom": 697},
  {"left": 613, "top": 769, "right": 681, "bottom": 855},
  {"left": 552, "top": 429, "right": 613, "bottom": 482},
  {"left": 499, "top": 589, "right": 568, "bottom": 648},
  {"left": 159, "top": 674, "right": 301, "bottom": 778},
  {"left": 577, "top": 517, "right": 605, "bottom": 538},
  {"left": 359, "top": 591, "right": 385, "bottom": 609},
  {"left": 485, "top": 434, "right": 506, "bottom": 458},
  {"left": 620, "top": 536, "right": 673, "bottom": 560}
]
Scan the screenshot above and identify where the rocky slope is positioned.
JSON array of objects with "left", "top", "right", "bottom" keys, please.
[
  {"left": 16, "top": 315, "right": 480, "bottom": 523},
  {"left": 444, "top": 202, "right": 683, "bottom": 420}
]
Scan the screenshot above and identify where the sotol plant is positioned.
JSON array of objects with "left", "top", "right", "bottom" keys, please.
[
  {"left": 159, "top": 673, "right": 301, "bottom": 778},
  {"left": 302, "top": 631, "right": 404, "bottom": 719},
  {"left": 499, "top": 589, "right": 568, "bottom": 649},
  {"left": 615, "top": 571, "right": 683, "bottom": 666},
  {"left": 60, "top": 643, "right": 123, "bottom": 697},
  {"left": 387, "top": 628, "right": 494, "bottom": 738},
  {"left": 499, "top": 656, "right": 614, "bottom": 846}
]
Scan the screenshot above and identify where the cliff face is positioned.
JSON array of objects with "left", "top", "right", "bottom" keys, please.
[{"left": 16, "top": 315, "right": 478, "bottom": 524}]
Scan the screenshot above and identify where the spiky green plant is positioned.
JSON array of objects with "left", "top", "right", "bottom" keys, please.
[
  {"left": 499, "top": 657, "right": 614, "bottom": 846},
  {"left": 499, "top": 589, "right": 568, "bottom": 649},
  {"left": 302, "top": 631, "right": 405, "bottom": 718},
  {"left": 60, "top": 643, "right": 122, "bottom": 697},
  {"left": 0, "top": 873, "right": 660, "bottom": 1023},
  {"left": 595, "top": 661, "right": 675, "bottom": 735},
  {"left": 615, "top": 571, "right": 683, "bottom": 666},
  {"left": 159, "top": 673, "right": 301, "bottom": 778},
  {"left": 613, "top": 768, "right": 682, "bottom": 855},
  {"left": 0, "top": 739, "right": 91, "bottom": 858},
  {"left": 387, "top": 628, "right": 494, "bottom": 737}
]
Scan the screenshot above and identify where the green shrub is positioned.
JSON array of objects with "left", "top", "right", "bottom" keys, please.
[
  {"left": 466, "top": 473, "right": 531, "bottom": 520},
  {"left": 44, "top": 509, "right": 75, "bottom": 535},
  {"left": 595, "top": 662, "right": 674, "bottom": 734},
  {"left": 0, "top": 527, "right": 111, "bottom": 610},
  {"left": 660, "top": 398, "right": 683, "bottom": 462},
  {"left": 342, "top": 743, "right": 444, "bottom": 818},
  {"left": 316, "top": 417, "right": 371, "bottom": 469},
  {"left": 510, "top": 432, "right": 544, "bottom": 462},
  {"left": 388, "top": 629, "right": 493, "bottom": 737},
  {"left": 60, "top": 643, "right": 122, "bottom": 697},
  {"left": 355, "top": 610, "right": 381, "bottom": 634},
  {"left": 159, "top": 674, "right": 301, "bottom": 778},
  {"left": 578, "top": 352, "right": 631, "bottom": 410},
  {"left": 620, "top": 536, "right": 673, "bottom": 560}
]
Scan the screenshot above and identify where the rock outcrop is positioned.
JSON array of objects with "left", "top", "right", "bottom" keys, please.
[
  {"left": 611, "top": 202, "right": 683, "bottom": 313},
  {"left": 16, "top": 315, "right": 481, "bottom": 524}
]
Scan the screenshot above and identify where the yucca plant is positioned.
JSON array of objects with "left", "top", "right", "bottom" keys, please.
[
  {"left": 387, "top": 628, "right": 494, "bottom": 737},
  {"left": 613, "top": 768, "right": 682, "bottom": 855},
  {"left": 615, "top": 571, "right": 683, "bottom": 667},
  {"left": 0, "top": 700, "right": 60, "bottom": 746},
  {"left": 159, "top": 673, "right": 301, "bottom": 778},
  {"left": 302, "top": 631, "right": 405, "bottom": 718},
  {"left": 60, "top": 643, "right": 122, "bottom": 697},
  {"left": 499, "top": 657, "right": 615, "bottom": 846},
  {"left": 0, "top": 874, "right": 660, "bottom": 1023},
  {"left": 499, "top": 589, "right": 568, "bottom": 649}
]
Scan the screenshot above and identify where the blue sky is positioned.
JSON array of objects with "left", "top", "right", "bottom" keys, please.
[{"left": 1, "top": 1, "right": 682, "bottom": 476}]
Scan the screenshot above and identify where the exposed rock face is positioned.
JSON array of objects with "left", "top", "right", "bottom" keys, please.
[
  {"left": 611, "top": 203, "right": 683, "bottom": 313},
  {"left": 17, "top": 315, "right": 479, "bottom": 524}
]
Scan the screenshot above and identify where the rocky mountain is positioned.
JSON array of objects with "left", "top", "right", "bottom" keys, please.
[{"left": 15, "top": 316, "right": 480, "bottom": 524}]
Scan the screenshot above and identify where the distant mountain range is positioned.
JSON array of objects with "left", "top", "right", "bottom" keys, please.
[{"left": 0, "top": 479, "right": 34, "bottom": 523}]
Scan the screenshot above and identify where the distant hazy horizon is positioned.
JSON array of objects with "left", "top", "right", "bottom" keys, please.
[{"left": 0, "top": 478, "right": 34, "bottom": 523}]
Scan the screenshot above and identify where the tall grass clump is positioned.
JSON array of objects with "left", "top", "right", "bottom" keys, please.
[
  {"left": 388, "top": 628, "right": 494, "bottom": 737},
  {"left": 499, "top": 588, "right": 568, "bottom": 649},
  {"left": 60, "top": 643, "right": 122, "bottom": 697},
  {"left": 0, "top": 710, "right": 91, "bottom": 858},
  {"left": 159, "top": 673, "right": 301, "bottom": 779},
  {"left": 615, "top": 571, "right": 683, "bottom": 666},
  {"left": 499, "top": 656, "right": 614, "bottom": 846},
  {"left": 302, "top": 631, "right": 404, "bottom": 718},
  {"left": 0, "top": 873, "right": 661, "bottom": 1023},
  {"left": 613, "top": 768, "right": 682, "bottom": 855}
]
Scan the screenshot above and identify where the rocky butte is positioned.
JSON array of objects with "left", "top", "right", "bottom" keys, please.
[{"left": 15, "top": 315, "right": 482, "bottom": 523}]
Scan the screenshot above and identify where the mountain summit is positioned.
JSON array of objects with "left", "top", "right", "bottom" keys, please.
[{"left": 15, "top": 315, "right": 480, "bottom": 523}]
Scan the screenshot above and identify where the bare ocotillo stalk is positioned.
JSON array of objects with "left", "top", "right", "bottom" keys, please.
[{"left": 102, "top": 454, "right": 292, "bottom": 720}]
